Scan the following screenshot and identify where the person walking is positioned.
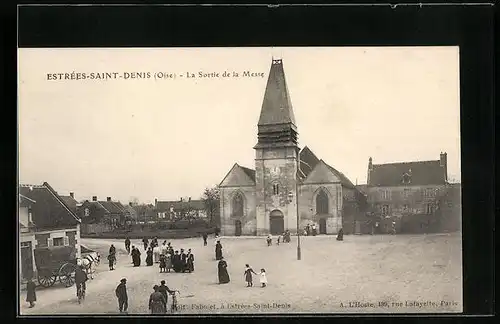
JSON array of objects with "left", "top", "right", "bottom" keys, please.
[
  {"left": 131, "top": 246, "right": 141, "bottom": 267},
  {"left": 26, "top": 277, "right": 37, "bottom": 308},
  {"left": 215, "top": 240, "right": 223, "bottom": 260},
  {"left": 336, "top": 228, "right": 344, "bottom": 241},
  {"left": 142, "top": 237, "right": 149, "bottom": 251},
  {"left": 266, "top": 234, "right": 272, "bottom": 246},
  {"left": 202, "top": 232, "right": 208, "bottom": 246},
  {"left": 187, "top": 250, "right": 195, "bottom": 272},
  {"left": 149, "top": 285, "right": 167, "bottom": 314},
  {"left": 124, "top": 237, "right": 131, "bottom": 254},
  {"left": 146, "top": 247, "right": 154, "bottom": 266},
  {"left": 217, "top": 257, "right": 230, "bottom": 284},
  {"left": 108, "top": 253, "right": 116, "bottom": 271},
  {"left": 259, "top": 268, "right": 268, "bottom": 288},
  {"left": 244, "top": 264, "right": 257, "bottom": 287},
  {"left": 115, "top": 278, "right": 128, "bottom": 313}
]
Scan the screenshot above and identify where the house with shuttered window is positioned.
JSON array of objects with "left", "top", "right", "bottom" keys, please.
[{"left": 18, "top": 182, "right": 82, "bottom": 282}]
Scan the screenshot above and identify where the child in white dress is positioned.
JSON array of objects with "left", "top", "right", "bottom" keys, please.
[{"left": 259, "top": 268, "right": 267, "bottom": 287}]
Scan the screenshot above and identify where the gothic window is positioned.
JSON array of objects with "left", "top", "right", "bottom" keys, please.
[
  {"left": 232, "top": 193, "right": 244, "bottom": 217},
  {"left": 316, "top": 190, "right": 329, "bottom": 215}
]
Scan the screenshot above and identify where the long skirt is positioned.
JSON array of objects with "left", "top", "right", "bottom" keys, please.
[
  {"left": 218, "top": 269, "right": 230, "bottom": 284},
  {"left": 150, "top": 301, "right": 166, "bottom": 314},
  {"left": 146, "top": 255, "right": 153, "bottom": 266},
  {"left": 154, "top": 251, "right": 160, "bottom": 263}
]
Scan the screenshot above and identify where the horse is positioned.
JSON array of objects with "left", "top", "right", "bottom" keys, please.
[{"left": 76, "top": 253, "right": 100, "bottom": 279}]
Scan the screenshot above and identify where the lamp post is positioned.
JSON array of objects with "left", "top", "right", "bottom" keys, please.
[{"left": 289, "top": 182, "right": 301, "bottom": 260}]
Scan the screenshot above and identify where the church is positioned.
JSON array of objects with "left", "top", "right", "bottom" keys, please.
[{"left": 219, "top": 59, "right": 366, "bottom": 236}]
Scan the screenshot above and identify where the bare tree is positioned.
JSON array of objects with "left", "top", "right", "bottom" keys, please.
[{"left": 202, "top": 186, "right": 220, "bottom": 225}]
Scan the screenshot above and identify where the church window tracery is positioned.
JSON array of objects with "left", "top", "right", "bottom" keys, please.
[
  {"left": 232, "top": 192, "right": 244, "bottom": 217},
  {"left": 316, "top": 189, "right": 329, "bottom": 215}
]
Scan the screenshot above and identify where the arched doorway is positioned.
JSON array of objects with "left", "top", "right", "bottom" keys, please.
[
  {"left": 319, "top": 218, "right": 327, "bottom": 234},
  {"left": 235, "top": 220, "right": 242, "bottom": 236},
  {"left": 269, "top": 210, "right": 284, "bottom": 235}
]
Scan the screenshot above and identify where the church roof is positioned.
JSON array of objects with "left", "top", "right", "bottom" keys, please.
[
  {"left": 240, "top": 165, "right": 256, "bottom": 182},
  {"left": 369, "top": 160, "right": 446, "bottom": 187},
  {"left": 258, "top": 59, "right": 296, "bottom": 126},
  {"left": 323, "top": 161, "right": 356, "bottom": 189},
  {"left": 299, "top": 146, "right": 320, "bottom": 178}
]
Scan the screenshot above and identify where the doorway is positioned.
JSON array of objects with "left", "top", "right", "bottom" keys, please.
[
  {"left": 235, "top": 220, "right": 242, "bottom": 236},
  {"left": 319, "top": 218, "right": 327, "bottom": 234},
  {"left": 269, "top": 210, "right": 284, "bottom": 235}
]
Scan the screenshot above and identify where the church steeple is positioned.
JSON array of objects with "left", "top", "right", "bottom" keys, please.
[{"left": 255, "top": 59, "right": 298, "bottom": 148}]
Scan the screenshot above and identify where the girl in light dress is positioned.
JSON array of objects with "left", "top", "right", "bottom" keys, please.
[{"left": 259, "top": 268, "right": 267, "bottom": 288}]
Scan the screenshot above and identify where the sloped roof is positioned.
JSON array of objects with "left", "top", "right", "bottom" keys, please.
[
  {"left": 355, "top": 184, "right": 368, "bottom": 194},
  {"left": 323, "top": 161, "right": 356, "bottom": 189},
  {"left": 258, "top": 59, "right": 296, "bottom": 126},
  {"left": 369, "top": 160, "right": 446, "bottom": 187},
  {"left": 19, "top": 182, "right": 81, "bottom": 228},
  {"left": 60, "top": 195, "right": 78, "bottom": 212},
  {"left": 299, "top": 146, "right": 320, "bottom": 179},
  {"left": 240, "top": 165, "right": 256, "bottom": 182},
  {"left": 98, "top": 201, "right": 125, "bottom": 214},
  {"left": 156, "top": 200, "right": 205, "bottom": 212}
]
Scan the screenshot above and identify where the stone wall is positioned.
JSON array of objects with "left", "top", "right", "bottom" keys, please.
[
  {"left": 298, "top": 183, "right": 342, "bottom": 234},
  {"left": 219, "top": 186, "right": 256, "bottom": 235},
  {"left": 255, "top": 146, "right": 298, "bottom": 235}
]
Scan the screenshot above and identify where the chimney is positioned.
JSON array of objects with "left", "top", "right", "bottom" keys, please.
[
  {"left": 107, "top": 197, "right": 112, "bottom": 202},
  {"left": 154, "top": 198, "right": 158, "bottom": 207},
  {"left": 440, "top": 152, "right": 448, "bottom": 182},
  {"left": 70, "top": 192, "right": 74, "bottom": 199},
  {"left": 189, "top": 197, "right": 191, "bottom": 202},
  {"left": 92, "top": 196, "right": 97, "bottom": 202}
]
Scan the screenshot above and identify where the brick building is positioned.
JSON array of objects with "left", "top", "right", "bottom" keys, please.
[{"left": 219, "top": 59, "right": 366, "bottom": 236}]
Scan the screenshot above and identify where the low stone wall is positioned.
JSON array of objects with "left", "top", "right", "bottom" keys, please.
[{"left": 81, "top": 228, "right": 216, "bottom": 240}]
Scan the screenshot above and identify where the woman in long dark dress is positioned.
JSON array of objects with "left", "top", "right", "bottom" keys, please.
[
  {"left": 218, "top": 257, "right": 230, "bottom": 284},
  {"left": 336, "top": 228, "right": 344, "bottom": 241},
  {"left": 132, "top": 247, "right": 141, "bottom": 267},
  {"left": 26, "top": 278, "right": 37, "bottom": 307},
  {"left": 146, "top": 247, "right": 154, "bottom": 266},
  {"left": 215, "top": 241, "right": 223, "bottom": 260}
]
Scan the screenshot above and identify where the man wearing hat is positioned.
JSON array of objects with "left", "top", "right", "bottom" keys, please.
[
  {"left": 115, "top": 278, "right": 128, "bottom": 313},
  {"left": 157, "top": 280, "right": 175, "bottom": 312}
]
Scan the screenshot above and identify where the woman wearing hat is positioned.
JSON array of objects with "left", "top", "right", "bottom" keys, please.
[{"left": 149, "top": 285, "right": 166, "bottom": 314}]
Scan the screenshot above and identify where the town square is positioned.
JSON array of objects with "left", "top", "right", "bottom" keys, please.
[{"left": 18, "top": 47, "right": 462, "bottom": 315}]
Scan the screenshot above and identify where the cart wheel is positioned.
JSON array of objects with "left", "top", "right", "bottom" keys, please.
[
  {"left": 59, "top": 263, "right": 76, "bottom": 287},
  {"left": 38, "top": 274, "right": 56, "bottom": 288}
]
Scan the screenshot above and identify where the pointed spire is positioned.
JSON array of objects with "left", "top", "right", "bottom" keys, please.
[{"left": 258, "top": 59, "right": 296, "bottom": 126}]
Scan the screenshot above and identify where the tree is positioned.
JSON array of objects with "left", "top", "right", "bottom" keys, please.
[{"left": 202, "top": 186, "right": 220, "bottom": 225}]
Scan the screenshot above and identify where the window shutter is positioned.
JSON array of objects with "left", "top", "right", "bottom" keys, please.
[
  {"left": 64, "top": 236, "right": 69, "bottom": 246},
  {"left": 47, "top": 238, "right": 53, "bottom": 247}
]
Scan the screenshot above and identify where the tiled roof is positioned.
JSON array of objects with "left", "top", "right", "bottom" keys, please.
[
  {"left": 369, "top": 160, "right": 446, "bottom": 187},
  {"left": 239, "top": 165, "right": 256, "bottom": 182},
  {"left": 299, "top": 146, "right": 320, "bottom": 179},
  {"left": 258, "top": 59, "right": 296, "bottom": 126},
  {"left": 19, "top": 182, "right": 80, "bottom": 228},
  {"left": 355, "top": 184, "right": 368, "bottom": 194},
  {"left": 60, "top": 195, "right": 78, "bottom": 212},
  {"left": 323, "top": 161, "right": 356, "bottom": 189},
  {"left": 98, "top": 201, "right": 125, "bottom": 214},
  {"left": 156, "top": 200, "right": 205, "bottom": 212}
]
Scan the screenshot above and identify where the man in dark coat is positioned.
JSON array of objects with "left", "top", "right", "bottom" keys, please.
[
  {"left": 186, "top": 249, "right": 194, "bottom": 272},
  {"left": 115, "top": 278, "right": 128, "bottom": 313},
  {"left": 26, "top": 278, "right": 36, "bottom": 308},
  {"left": 149, "top": 285, "right": 166, "bottom": 314},
  {"left": 157, "top": 280, "right": 175, "bottom": 312},
  {"left": 215, "top": 241, "right": 223, "bottom": 260},
  {"left": 125, "top": 237, "right": 131, "bottom": 254},
  {"left": 180, "top": 249, "right": 187, "bottom": 272},
  {"left": 202, "top": 232, "right": 208, "bottom": 246}
]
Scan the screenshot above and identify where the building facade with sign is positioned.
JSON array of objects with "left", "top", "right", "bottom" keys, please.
[{"left": 219, "top": 59, "right": 366, "bottom": 236}]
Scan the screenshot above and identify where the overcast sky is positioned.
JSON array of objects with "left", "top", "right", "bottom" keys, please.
[{"left": 18, "top": 47, "right": 460, "bottom": 204}]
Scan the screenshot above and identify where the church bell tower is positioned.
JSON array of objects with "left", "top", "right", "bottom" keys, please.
[{"left": 254, "top": 58, "right": 300, "bottom": 235}]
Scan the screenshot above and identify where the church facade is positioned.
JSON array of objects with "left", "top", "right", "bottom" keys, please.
[{"left": 219, "top": 59, "right": 366, "bottom": 236}]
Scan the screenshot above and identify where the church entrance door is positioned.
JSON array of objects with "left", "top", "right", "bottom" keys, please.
[
  {"left": 319, "top": 218, "right": 327, "bottom": 234},
  {"left": 269, "top": 210, "right": 284, "bottom": 235},
  {"left": 235, "top": 220, "right": 242, "bottom": 236}
]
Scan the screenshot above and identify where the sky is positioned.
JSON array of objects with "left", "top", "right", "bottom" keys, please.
[{"left": 18, "top": 47, "right": 461, "bottom": 204}]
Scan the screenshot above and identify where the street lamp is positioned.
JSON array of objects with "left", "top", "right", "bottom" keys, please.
[{"left": 289, "top": 189, "right": 301, "bottom": 261}]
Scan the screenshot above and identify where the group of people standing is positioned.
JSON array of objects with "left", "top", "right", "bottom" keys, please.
[{"left": 266, "top": 230, "right": 292, "bottom": 246}]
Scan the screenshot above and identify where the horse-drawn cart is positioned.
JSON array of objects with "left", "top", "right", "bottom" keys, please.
[{"left": 33, "top": 246, "right": 78, "bottom": 288}]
